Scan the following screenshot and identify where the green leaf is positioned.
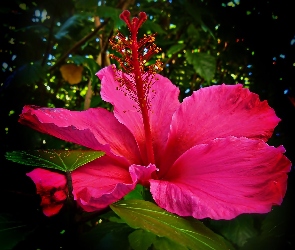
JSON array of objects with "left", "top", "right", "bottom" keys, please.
[
  {"left": 108, "top": 216, "right": 126, "bottom": 224},
  {"left": 96, "top": 6, "right": 124, "bottom": 28},
  {"left": 79, "top": 221, "right": 133, "bottom": 250},
  {"left": 69, "top": 55, "right": 86, "bottom": 65},
  {"left": 166, "top": 44, "right": 186, "bottom": 56},
  {"left": 55, "top": 14, "right": 89, "bottom": 40},
  {"left": 124, "top": 184, "right": 144, "bottom": 200},
  {"left": 184, "top": 1, "right": 202, "bottom": 25},
  {"left": 200, "top": 21, "right": 216, "bottom": 40},
  {"left": 184, "top": 1, "right": 215, "bottom": 39},
  {"left": 185, "top": 50, "right": 216, "bottom": 83},
  {"left": 90, "top": 95, "right": 103, "bottom": 108},
  {"left": 241, "top": 204, "right": 290, "bottom": 250},
  {"left": 21, "top": 24, "right": 49, "bottom": 34},
  {"left": 153, "top": 236, "right": 188, "bottom": 250},
  {"left": 5, "top": 150, "right": 104, "bottom": 172},
  {"left": 128, "top": 229, "right": 187, "bottom": 250},
  {"left": 209, "top": 214, "right": 258, "bottom": 247},
  {"left": 110, "top": 200, "right": 228, "bottom": 250},
  {"left": 128, "top": 229, "right": 156, "bottom": 250},
  {"left": 0, "top": 214, "right": 32, "bottom": 249},
  {"left": 142, "top": 20, "right": 166, "bottom": 35},
  {"left": 187, "top": 24, "right": 200, "bottom": 40},
  {"left": 84, "top": 58, "right": 100, "bottom": 84}
]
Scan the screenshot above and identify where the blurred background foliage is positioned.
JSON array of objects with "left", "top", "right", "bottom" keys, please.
[{"left": 0, "top": 0, "right": 294, "bottom": 249}]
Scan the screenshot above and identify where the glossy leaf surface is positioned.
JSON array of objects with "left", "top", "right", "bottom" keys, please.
[
  {"left": 111, "top": 200, "right": 228, "bottom": 250},
  {"left": 5, "top": 150, "right": 104, "bottom": 172}
]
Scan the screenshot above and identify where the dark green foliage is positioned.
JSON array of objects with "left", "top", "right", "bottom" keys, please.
[
  {"left": 0, "top": 213, "right": 34, "bottom": 250},
  {"left": 79, "top": 220, "right": 133, "bottom": 250},
  {"left": 185, "top": 50, "right": 216, "bottom": 83}
]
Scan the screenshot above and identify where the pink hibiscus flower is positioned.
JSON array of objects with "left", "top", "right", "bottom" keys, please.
[
  {"left": 21, "top": 10, "right": 291, "bottom": 219},
  {"left": 26, "top": 168, "right": 67, "bottom": 216}
]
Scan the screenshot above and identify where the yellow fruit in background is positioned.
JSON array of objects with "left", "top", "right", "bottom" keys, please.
[{"left": 60, "top": 64, "right": 83, "bottom": 84}]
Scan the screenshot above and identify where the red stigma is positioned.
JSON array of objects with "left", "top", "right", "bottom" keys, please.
[
  {"left": 109, "top": 11, "right": 162, "bottom": 164},
  {"left": 109, "top": 10, "right": 163, "bottom": 110},
  {"left": 110, "top": 11, "right": 162, "bottom": 77},
  {"left": 119, "top": 10, "right": 148, "bottom": 34}
]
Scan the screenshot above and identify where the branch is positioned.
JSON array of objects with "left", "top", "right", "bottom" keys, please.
[
  {"left": 49, "top": 18, "right": 110, "bottom": 72},
  {"left": 49, "top": 0, "right": 136, "bottom": 72},
  {"left": 100, "top": 29, "right": 113, "bottom": 68}
]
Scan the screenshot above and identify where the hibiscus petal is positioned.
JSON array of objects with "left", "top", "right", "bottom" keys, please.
[
  {"left": 97, "top": 65, "right": 180, "bottom": 164},
  {"left": 129, "top": 163, "right": 158, "bottom": 187},
  {"left": 27, "top": 168, "right": 67, "bottom": 188},
  {"left": 27, "top": 168, "right": 67, "bottom": 216},
  {"left": 43, "top": 204, "right": 64, "bottom": 217},
  {"left": 161, "top": 84, "right": 280, "bottom": 172},
  {"left": 19, "top": 106, "right": 141, "bottom": 165},
  {"left": 150, "top": 137, "right": 291, "bottom": 220},
  {"left": 149, "top": 75, "right": 180, "bottom": 164},
  {"left": 72, "top": 155, "right": 156, "bottom": 212}
]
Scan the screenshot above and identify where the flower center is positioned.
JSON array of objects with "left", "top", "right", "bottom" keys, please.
[{"left": 110, "top": 10, "right": 163, "bottom": 164}]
